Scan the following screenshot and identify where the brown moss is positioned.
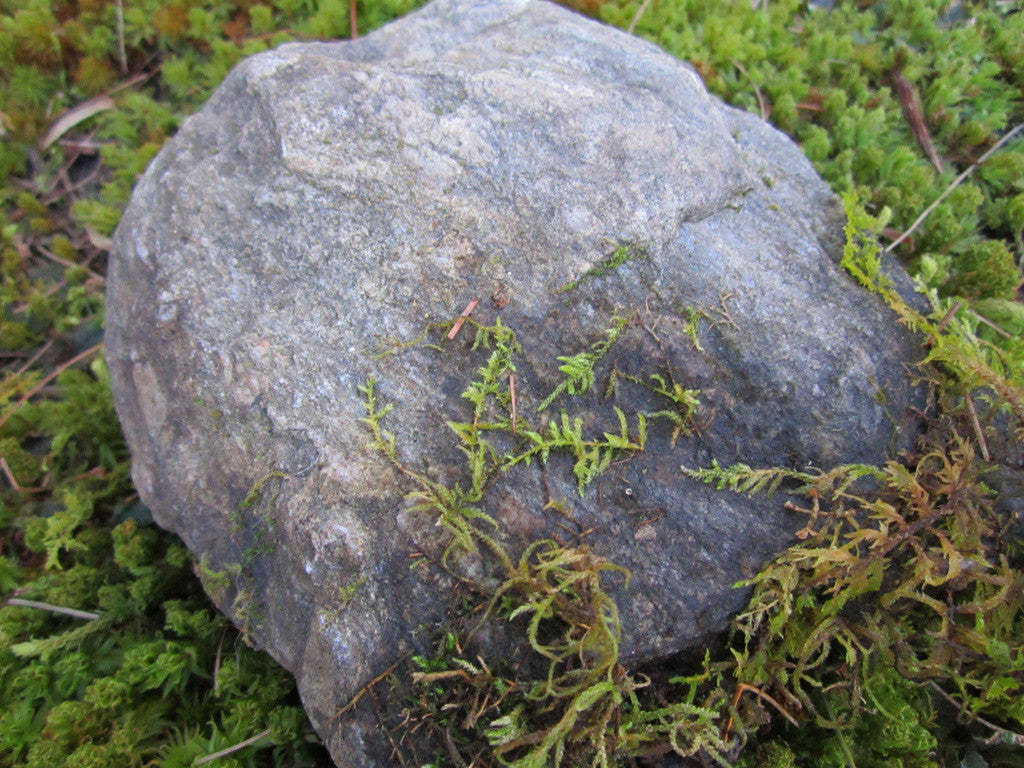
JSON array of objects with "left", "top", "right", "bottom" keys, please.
[{"left": 153, "top": 3, "right": 190, "bottom": 40}]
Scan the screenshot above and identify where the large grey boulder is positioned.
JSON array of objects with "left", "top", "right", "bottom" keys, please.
[{"left": 105, "top": 0, "right": 925, "bottom": 764}]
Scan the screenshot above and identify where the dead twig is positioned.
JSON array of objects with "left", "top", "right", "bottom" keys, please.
[
  {"left": 891, "top": 62, "right": 943, "bottom": 173},
  {"left": 627, "top": 0, "right": 652, "bottom": 35},
  {"left": 927, "top": 681, "right": 1024, "bottom": 747},
  {"left": 329, "top": 662, "right": 400, "bottom": 723},
  {"left": 964, "top": 392, "right": 990, "bottom": 462},
  {"left": 195, "top": 729, "right": 271, "bottom": 765},
  {"left": 0, "top": 457, "right": 45, "bottom": 493},
  {"left": 114, "top": 0, "right": 127, "bottom": 73},
  {"left": 350, "top": 0, "right": 358, "bottom": 39},
  {"left": 10, "top": 339, "right": 54, "bottom": 379},
  {"left": 724, "top": 682, "right": 799, "bottom": 737},
  {"left": 5, "top": 597, "right": 100, "bottom": 620},
  {"left": 509, "top": 373, "right": 517, "bottom": 432},
  {"left": 411, "top": 669, "right": 472, "bottom": 684},
  {"left": 0, "top": 342, "right": 104, "bottom": 432},
  {"left": 886, "top": 122, "right": 1024, "bottom": 253},
  {"left": 33, "top": 243, "right": 106, "bottom": 284},
  {"left": 730, "top": 58, "right": 769, "bottom": 121},
  {"left": 935, "top": 300, "right": 963, "bottom": 335},
  {"left": 967, "top": 309, "right": 1014, "bottom": 339}
]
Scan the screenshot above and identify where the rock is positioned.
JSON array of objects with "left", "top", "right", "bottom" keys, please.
[{"left": 104, "top": 0, "right": 926, "bottom": 764}]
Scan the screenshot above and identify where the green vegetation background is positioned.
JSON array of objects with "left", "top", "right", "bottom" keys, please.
[{"left": 1, "top": 0, "right": 1022, "bottom": 766}]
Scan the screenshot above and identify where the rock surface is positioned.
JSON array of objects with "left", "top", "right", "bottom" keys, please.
[{"left": 105, "top": 0, "right": 926, "bottom": 764}]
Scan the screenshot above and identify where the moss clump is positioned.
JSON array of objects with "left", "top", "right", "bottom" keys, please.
[
  {"left": 3, "top": 0, "right": 1024, "bottom": 765},
  {"left": 945, "top": 239, "right": 1021, "bottom": 301},
  {"left": 607, "top": 0, "right": 1024, "bottom": 311},
  {"left": 358, "top": 199, "right": 1023, "bottom": 768},
  {"left": 1, "top": 0, "right": 425, "bottom": 765}
]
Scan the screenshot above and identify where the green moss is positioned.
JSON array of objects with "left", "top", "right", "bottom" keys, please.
[
  {"left": 1, "top": 0, "right": 430, "bottom": 761},
  {"left": 618, "top": 0, "right": 1024, "bottom": 303},
  {"left": 945, "top": 239, "right": 1021, "bottom": 300},
  {"left": 558, "top": 241, "right": 647, "bottom": 294},
  {"left": 3, "top": 0, "right": 1024, "bottom": 765}
]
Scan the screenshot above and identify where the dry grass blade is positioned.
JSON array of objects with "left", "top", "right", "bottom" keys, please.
[
  {"left": 627, "top": 0, "right": 652, "bottom": 34},
  {"left": 34, "top": 243, "right": 106, "bottom": 284},
  {"left": 114, "top": 0, "right": 126, "bottom": 72},
  {"left": 5, "top": 598, "right": 100, "bottom": 620},
  {"left": 509, "top": 372, "right": 517, "bottom": 432},
  {"left": 886, "top": 122, "right": 1024, "bottom": 252},
  {"left": 195, "top": 729, "right": 271, "bottom": 765},
  {"left": 963, "top": 392, "right": 990, "bottom": 462},
  {"left": 38, "top": 95, "right": 114, "bottom": 151},
  {"left": 891, "top": 65, "right": 943, "bottom": 173},
  {"left": 927, "top": 682, "right": 1024, "bottom": 747},
  {"left": 0, "top": 342, "right": 104, "bottom": 431},
  {"left": 0, "top": 456, "right": 45, "bottom": 492}
]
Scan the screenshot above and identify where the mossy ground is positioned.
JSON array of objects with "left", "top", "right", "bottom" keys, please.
[{"left": 1, "top": 1, "right": 1022, "bottom": 767}]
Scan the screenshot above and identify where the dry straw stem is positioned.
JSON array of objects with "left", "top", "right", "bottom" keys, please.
[
  {"left": 0, "top": 456, "right": 45, "bottom": 492},
  {"left": 34, "top": 242, "right": 106, "bottom": 284},
  {"left": 886, "top": 122, "right": 1024, "bottom": 252},
  {"left": 927, "top": 682, "right": 1024, "bottom": 748},
  {"left": 5, "top": 597, "right": 100, "bottom": 620},
  {"left": 114, "top": 0, "right": 126, "bottom": 72},
  {"left": 963, "top": 391, "right": 990, "bottom": 462},
  {"left": 627, "top": 0, "right": 653, "bottom": 34},
  {"left": 38, "top": 95, "right": 114, "bottom": 151},
  {"left": 329, "top": 662, "right": 400, "bottom": 723},
  {"left": 0, "top": 342, "right": 104, "bottom": 431},
  {"left": 509, "top": 372, "right": 517, "bottom": 432},
  {"left": 195, "top": 728, "right": 272, "bottom": 765},
  {"left": 724, "top": 682, "right": 799, "bottom": 738}
]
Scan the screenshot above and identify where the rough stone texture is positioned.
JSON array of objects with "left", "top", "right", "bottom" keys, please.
[{"left": 105, "top": 0, "right": 926, "bottom": 764}]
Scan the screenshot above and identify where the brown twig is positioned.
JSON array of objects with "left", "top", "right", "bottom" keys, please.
[
  {"left": 967, "top": 309, "right": 1014, "bottom": 339},
  {"left": 964, "top": 392, "right": 990, "bottom": 462},
  {"left": 927, "top": 681, "right": 1024, "bottom": 747},
  {"left": 10, "top": 339, "right": 53, "bottom": 379},
  {"left": 350, "top": 0, "right": 358, "bottom": 39},
  {"left": 724, "top": 682, "right": 799, "bottom": 737},
  {"left": 33, "top": 243, "right": 106, "bottom": 284},
  {"left": 0, "top": 342, "right": 104, "bottom": 431},
  {"left": 935, "top": 300, "right": 963, "bottom": 335},
  {"left": 0, "top": 456, "right": 45, "bottom": 493},
  {"left": 329, "top": 662, "right": 400, "bottom": 723},
  {"left": 115, "top": 0, "right": 127, "bottom": 73},
  {"left": 447, "top": 299, "right": 479, "bottom": 340},
  {"left": 886, "top": 123, "right": 1024, "bottom": 253},
  {"left": 730, "top": 58, "right": 769, "bottom": 121},
  {"left": 891, "top": 63, "right": 943, "bottom": 173}
]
